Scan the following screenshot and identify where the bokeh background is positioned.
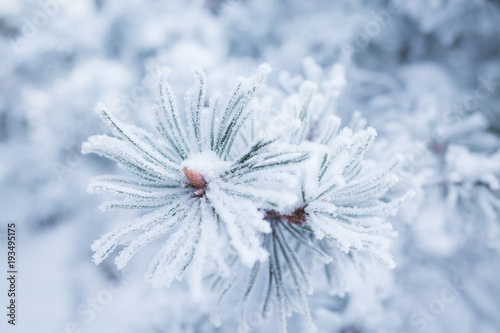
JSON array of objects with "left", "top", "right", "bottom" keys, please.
[{"left": 1, "top": 0, "right": 500, "bottom": 332}]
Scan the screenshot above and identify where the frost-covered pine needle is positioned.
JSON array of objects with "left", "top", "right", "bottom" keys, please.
[
  {"left": 83, "top": 60, "right": 413, "bottom": 333},
  {"left": 83, "top": 64, "right": 309, "bottom": 294},
  {"left": 210, "top": 61, "right": 414, "bottom": 333}
]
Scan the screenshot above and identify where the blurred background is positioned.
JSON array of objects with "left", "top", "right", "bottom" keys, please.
[{"left": 1, "top": 0, "right": 499, "bottom": 332}]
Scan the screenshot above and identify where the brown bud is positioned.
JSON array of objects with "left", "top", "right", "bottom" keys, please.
[
  {"left": 265, "top": 206, "right": 307, "bottom": 226},
  {"left": 183, "top": 167, "right": 207, "bottom": 189},
  {"left": 284, "top": 206, "right": 307, "bottom": 226}
]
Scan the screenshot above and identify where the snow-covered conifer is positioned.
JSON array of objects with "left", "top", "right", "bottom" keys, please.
[
  {"left": 83, "top": 64, "right": 309, "bottom": 295},
  {"left": 210, "top": 64, "right": 413, "bottom": 333}
]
